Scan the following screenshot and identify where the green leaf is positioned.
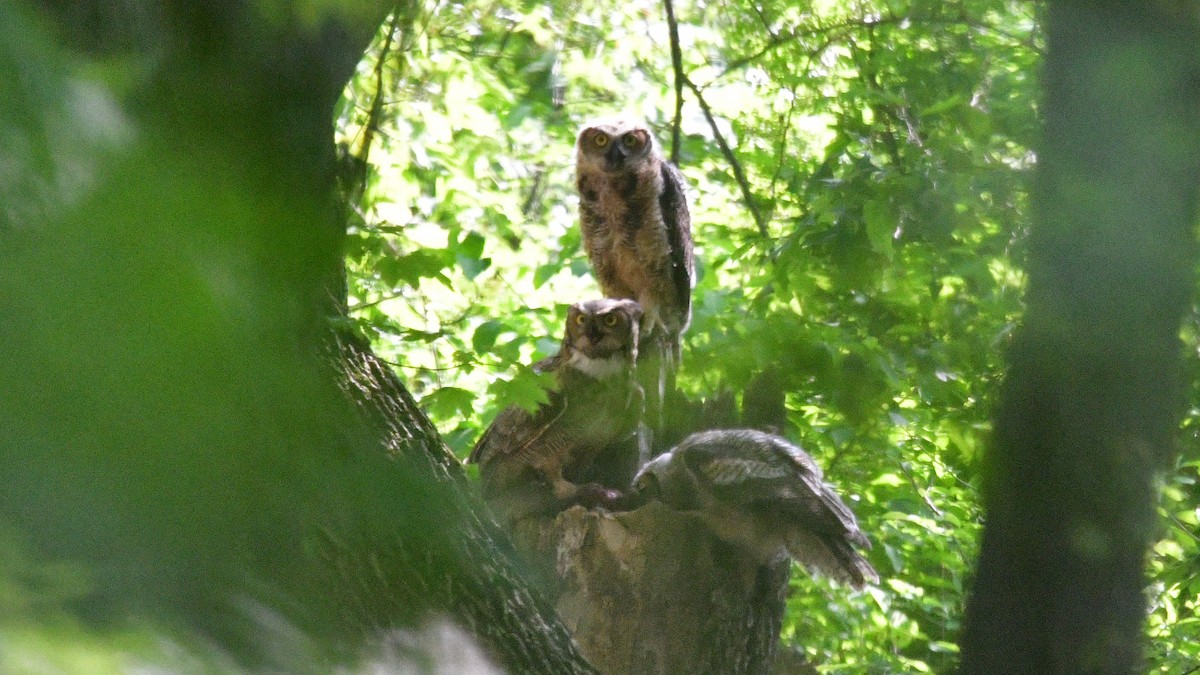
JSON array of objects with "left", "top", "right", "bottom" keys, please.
[
  {"left": 379, "top": 249, "right": 451, "bottom": 288},
  {"left": 458, "top": 254, "right": 491, "bottom": 280},
  {"left": 471, "top": 320, "right": 506, "bottom": 355},
  {"left": 863, "top": 198, "right": 895, "bottom": 258},
  {"left": 872, "top": 473, "right": 906, "bottom": 487},
  {"left": 488, "top": 366, "right": 553, "bottom": 415},
  {"left": 420, "top": 387, "right": 477, "bottom": 421},
  {"left": 533, "top": 263, "right": 558, "bottom": 288},
  {"left": 459, "top": 231, "right": 486, "bottom": 259}
]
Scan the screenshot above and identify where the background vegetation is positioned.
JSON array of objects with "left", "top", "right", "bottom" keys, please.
[
  {"left": 3, "top": 0, "right": 1199, "bottom": 672},
  {"left": 335, "top": 0, "right": 1199, "bottom": 672}
]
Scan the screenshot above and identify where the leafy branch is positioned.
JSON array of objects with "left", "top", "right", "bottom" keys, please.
[
  {"left": 718, "top": 14, "right": 1039, "bottom": 81},
  {"left": 661, "top": 0, "right": 765, "bottom": 235}
]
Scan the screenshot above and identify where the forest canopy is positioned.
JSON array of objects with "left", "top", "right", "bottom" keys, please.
[
  {"left": 334, "top": 0, "right": 1199, "bottom": 671},
  {"left": 2, "top": 0, "right": 1199, "bottom": 672}
]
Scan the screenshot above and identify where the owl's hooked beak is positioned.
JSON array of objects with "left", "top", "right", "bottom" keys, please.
[
  {"left": 571, "top": 314, "right": 629, "bottom": 360},
  {"left": 604, "top": 142, "right": 629, "bottom": 169},
  {"left": 581, "top": 317, "right": 609, "bottom": 349}
]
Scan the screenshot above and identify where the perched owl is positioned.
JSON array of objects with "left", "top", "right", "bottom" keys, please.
[
  {"left": 468, "top": 298, "right": 645, "bottom": 524},
  {"left": 633, "top": 428, "right": 879, "bottom": 588},
  {"left": 575, "top": 119, "right": 695, "bottom": 365}
]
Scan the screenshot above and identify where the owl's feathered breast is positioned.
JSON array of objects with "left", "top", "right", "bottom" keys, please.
[{"left": 577, "top": 162, "right": 670, "bottom": 296}]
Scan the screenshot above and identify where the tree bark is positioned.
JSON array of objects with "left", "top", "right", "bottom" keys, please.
[
  {"left": 960, "top": 3, "right": 1200, "bottom": 672},
  {"left": 323, "top": 328, "right": 599, "bottom": 673},
  {"left": 510, "top": 504, "right": 789, "bottom": 675}
]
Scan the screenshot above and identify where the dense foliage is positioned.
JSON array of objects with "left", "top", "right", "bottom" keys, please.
[
  {"left": 4, "top": 0, "right": 1199, "bottom": 671},
  {"left": 336, "top": 0, "right": 1200, "bottom": 671}
]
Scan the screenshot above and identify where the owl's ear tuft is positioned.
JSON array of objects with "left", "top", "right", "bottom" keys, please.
[{"left": 579, "top": 128, "right": 609, "bottom": 150}]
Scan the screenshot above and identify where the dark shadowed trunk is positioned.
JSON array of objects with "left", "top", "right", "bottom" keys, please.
[{"left": 960, "top": 3, "right": 1200, "bottom": 672}]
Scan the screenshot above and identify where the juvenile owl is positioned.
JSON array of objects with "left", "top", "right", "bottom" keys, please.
[
  {"left": 468, "top": 299, "right": 645, "bottom": 524},
  {"left": 633, "top": 428, "right": 879, "bottom": 588},
  {"left": 575, "top": 119, "right": 695, "bottom": 365}
]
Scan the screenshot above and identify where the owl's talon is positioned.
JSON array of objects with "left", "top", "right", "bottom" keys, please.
[
  {"left": 609, "top": 489, "right": 649, "bottom": 512},
  {"left": 574, "top": 483, "right": 623, "bottom": 509}
]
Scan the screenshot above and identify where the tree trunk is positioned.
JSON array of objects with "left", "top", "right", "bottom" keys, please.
[
  {"left": 510, "top": 504, "right": 789, "bottom": 675},
  {"left": 960, "top": 3, "right": 1200, "bottom": 672},
  {"left": 490, "top": 381, "right": 797, "bottom": 675},
  {"left": 324, "top": 328, "right": 599, "bottom": 673}
]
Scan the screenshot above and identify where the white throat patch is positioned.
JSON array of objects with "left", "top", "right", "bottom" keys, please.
[{"left": 567, "top": 351, "right": 628, "bottom": 379}]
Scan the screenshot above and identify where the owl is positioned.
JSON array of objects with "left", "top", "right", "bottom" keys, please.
[
  {"left": 633, "top": 428, "right": 878, "bottom": 588},
  {"left": 468, "top": 299, "right": 645, "bottom": 524},
  {"left": 575, "top": 119, "right": 694, "bottom": 366}
]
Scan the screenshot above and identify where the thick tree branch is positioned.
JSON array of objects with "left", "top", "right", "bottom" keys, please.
[{"left": 325, "top": 327, "right": 599, "bottom": 674}]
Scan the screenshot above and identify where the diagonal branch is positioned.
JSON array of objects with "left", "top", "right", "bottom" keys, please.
[
  {"left": 357, "top": 11, "right": 404, "bottom": 171},
  {"left": 681, "top": 75, "right": 768, "bottom": 237},
  {"left": 663, "top": 0, "right": 685, "bottom": 164}
]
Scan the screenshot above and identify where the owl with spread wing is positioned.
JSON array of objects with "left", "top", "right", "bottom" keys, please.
[{"left": 634, "top": 428, "right": 878, "bottom": 588}]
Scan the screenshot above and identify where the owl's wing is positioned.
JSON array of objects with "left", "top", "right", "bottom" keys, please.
[
  {"left": 771, "top": 441, "right": 871, "bottom": 549},
  {"left": 466, "top": 344, "right": 572, "bottom": 468},
  {"left": 676, "top": 431, "right": 877, "bottom": 586},
  {"left": 466, "top": 388, "right": 568, "bottom": 467},
  {"left": 658, "top": 162, "right": 694, "bottom": 320},
  {"left": 683, "top": 436, "right": 868, "bottom": 548}
]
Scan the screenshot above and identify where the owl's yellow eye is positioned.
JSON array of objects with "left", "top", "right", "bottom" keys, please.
[
  {"left": 575, "top": 314, "right": 586, "bottom": 325},
  {"left": 604, "top": 314, "right": 618, "bottom": 327},
  {"left": 622, "top": 133, "right": 641, "bottom": 149},
  {"left": 593, "top": 133, "right": 609, "bottom": 148}
]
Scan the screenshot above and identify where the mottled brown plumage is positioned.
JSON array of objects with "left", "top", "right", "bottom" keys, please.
[
  {"left": 575, "top": 119, "right": 694, "bottom": 364},
  {"left": 468, "top": 299, "right": 645, "bottom": 523},
  {"left": 634, "top": 429, "right": 878, "bottom": 588}
]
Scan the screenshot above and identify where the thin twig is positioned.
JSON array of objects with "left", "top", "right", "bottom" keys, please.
[
  {"left": 663, "top": 0, "right": 685, "bottom": 165},
  {"left": 898, "top": 458, "right": 944, "bottom": 517},
  {"left": 681, "top": 75, "right": 768, "bottom": 236},
  {"left": 768, "top": 88, "right": 799, "bottom": 203},
  {"left": 1169, "top": 513, "right": 1200, "bottom": 543},
  {"left": 748, "top": 2, "right": 779, "bottom": 39},
  {"left": 357, "top": 11, "right": 404, "bottom": 170},
  {"left": 385, "top": 358, "right": 482, "bottom": 373},
  {"left": 350, "top": 290, "right": 410, "bottom": 312}
]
